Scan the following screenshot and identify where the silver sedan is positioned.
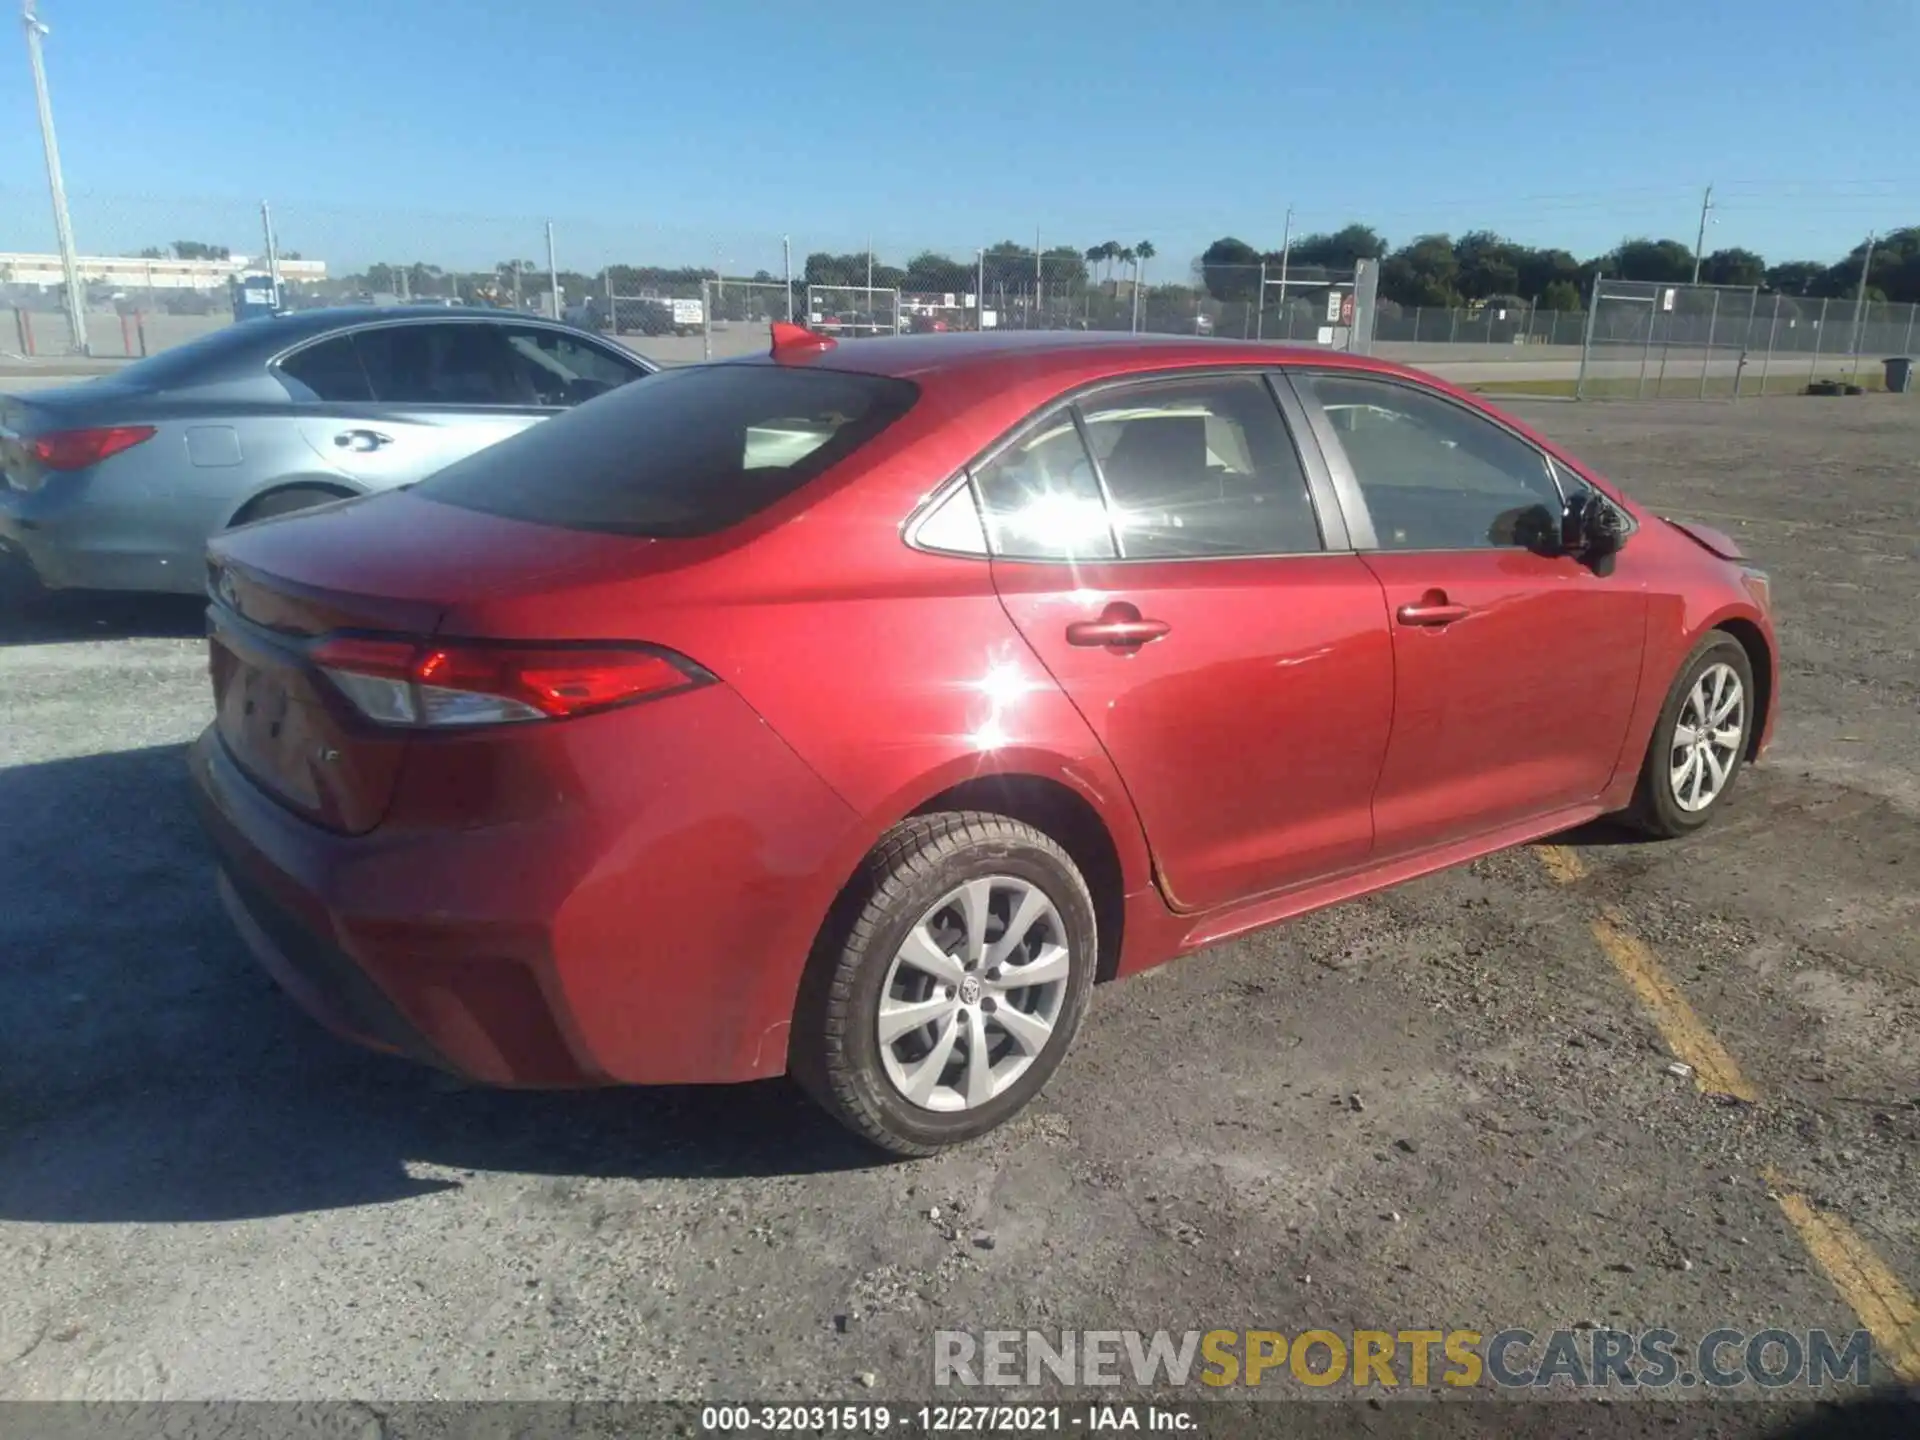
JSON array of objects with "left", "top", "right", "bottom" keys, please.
[{"left": 0, "top": 306, "right": 658, "bottom": 598}]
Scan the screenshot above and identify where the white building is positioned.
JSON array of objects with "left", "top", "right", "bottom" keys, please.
[{"left": 0, "top": 251, "right": 328, "bottom": 291}]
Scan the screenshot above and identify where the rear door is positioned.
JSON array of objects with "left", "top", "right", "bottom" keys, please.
[
  {"left": 281, "top": 320, "right": 546, "bottom": 491},
  {"left": 1288, "top": 370, "right": 1648, "bottom": 857},
  {"left": 980, "top": 371, "right": 1394, "bottom": 913}
]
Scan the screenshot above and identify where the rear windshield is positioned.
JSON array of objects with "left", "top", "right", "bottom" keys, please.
[
  {"left": 105, "top": 323, "right": 266, "bottom": 391},
  {"left": 413, "top": 364, "right": 919, "bottom": 537}
]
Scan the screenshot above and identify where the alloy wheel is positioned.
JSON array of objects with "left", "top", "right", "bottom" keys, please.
[
  {"left": 1669, "top": 661, "right": 1745, "bottom": 812},
  {"left": 876, "top": 875, "right": 1072, "bottom": 1112}
]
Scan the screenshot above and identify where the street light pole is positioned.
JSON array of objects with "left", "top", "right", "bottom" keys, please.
[
  {"left": 23, "top": 0, "right": 87, "bottom": 354},
  {"left": 782, "top": 234, "right": 794, "bottom": 321}
]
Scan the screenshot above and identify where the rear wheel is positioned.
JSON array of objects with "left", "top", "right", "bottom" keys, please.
[
  {"left": 231, "top": 485, "right": 350, "bottom": 526},
  {"left": 0, "top": 549, "right": 44, "bottom": 611},
  {"left": 792, "top": 813, "right": 1097, "bottom": 1156},
  {"left": 1625, "top": 632, "right": 1755, "bottom": 838}
]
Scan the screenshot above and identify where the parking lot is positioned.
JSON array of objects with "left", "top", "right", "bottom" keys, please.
[{"left": 1, "top": 396, "right": 1916, "bottom": 1413}]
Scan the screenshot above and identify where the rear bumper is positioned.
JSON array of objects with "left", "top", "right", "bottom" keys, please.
[
  {"left": 187, "top": 683, "right": 862, "bottom": 1088},
  {"left": 0, "top": 477, "right": 214, "bottom": 594}
]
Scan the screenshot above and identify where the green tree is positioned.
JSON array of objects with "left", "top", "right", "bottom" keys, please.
[
  {"left": 1607, "top": 238, "right": 1695, "bottom": 284},
  {"left": 903, "top": 251, "right": 970, "bottom": 293},
  {"left": 1200, "top": 236, "right": 1263, "bottom": 302},
  {"left": 1699, "top": 248, "right": 1765, "bottom": 289},
  {"left": 1540, "top": 279, "right": 1583, "bottom": 312},
  {"left": 1763, "top": 260, "right": 1825, "bottom": 295},
  {"left": 1378, "top": 234, "right": 1459, "bottom": 307},
  {"left": 1514, "top": 247, "right": 1582, "bottom": 302},
  {"left": 171, "top": 240, "right": 231, "bottom": 261},
  {"left": 1453, "top": 231, "right": 1520, "bottom": 300},
  {"left": 1290, "top": 223, "right": 1388, "bottom": 270}
]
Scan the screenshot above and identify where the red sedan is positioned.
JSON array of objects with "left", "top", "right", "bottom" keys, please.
[{"left": 190, "top": 326, "right": 1778, "bottom": 1154}]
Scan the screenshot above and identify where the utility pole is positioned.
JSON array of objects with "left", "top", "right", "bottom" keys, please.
[
  {"left": 260, "top": 200, "right": 281, "bottom": 298},
  {"left": 546, "top": 220, "right": 560, "bottom": 319},
  {"left": 23, "top": 0, "right": 87, "bottom": 354},
  {"left": 1850, "top": 232, "right": 1876, "bottom": 376},
  {"left": 782, "top": 234, "right": 794, "bottom": 321},
  {"left": 1276, "top": 206, "right": 1294, "bottom": 337},
  {"left": 1690, "top": 183, "right": 1715, "bottom": 285},
  {"left": 1034, "top": 226, "right": 1042, "bottom": 327},
  {"left": 977, "top": 247, "right": 987, "bottom": 332}
]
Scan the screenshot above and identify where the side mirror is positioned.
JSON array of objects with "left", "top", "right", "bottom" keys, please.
[{"left": 1561, "top": 490, "right": 1626, "bottom": 562}]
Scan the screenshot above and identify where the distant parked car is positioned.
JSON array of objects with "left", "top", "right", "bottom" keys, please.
[{"left": 0, "top": 307, "right": 657, "bottom": 598}]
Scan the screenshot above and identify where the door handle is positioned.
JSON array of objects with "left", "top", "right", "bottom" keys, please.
[
  {"left": 1396, "top": 598, "right": 1471, "bottom": 627},
  {"left": 334, "top": 429, "right": 393, "bottom": 452},
  {"left": 1066, "top": 602, "right": 1170, "bottom": 650}
]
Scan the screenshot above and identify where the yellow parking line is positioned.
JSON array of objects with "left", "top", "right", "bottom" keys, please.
[
  {"left": 1535, "top": 845, "right": 1588, "bottom": 885},
  {"left": 1533, "top": 845, "right": 1918, "bottom": 1377},
  {"left": 1762, "top": 1169, "right": 1920, "bottom": 1383},
  {"left": 1587, "top": 907, "right": 1760, "bottom": 1102}
]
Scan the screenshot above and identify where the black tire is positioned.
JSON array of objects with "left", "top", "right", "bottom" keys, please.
[
  {"left": 231, "top": 485, "right": 350, "bottom": 526},
  {"left": 0, "top": 551, "right": 45, "bottom": 613},
  {"left": 791, "top": 812, "right": 1098, "bottom": 1156},
  {"left": 1624, "top": 631, "right": 1756, "bottom": 839}
]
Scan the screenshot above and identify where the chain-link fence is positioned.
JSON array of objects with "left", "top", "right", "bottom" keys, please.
[
  {"left": 1575, "top": 278, "right": 1920, "bottom": 398},
  {"left": 804, "top": 285, "right": 900, "bottom": 339},
  {"left": 4, "top": 192, "right": 1917, "bottom": 394}
]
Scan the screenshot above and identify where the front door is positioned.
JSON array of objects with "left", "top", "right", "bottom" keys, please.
[
  {"left": 1289, "top": 370, "right": 1648, "bottom": 857},
  {"left": 980, "top": 372, "right": 1395, "bottom": 913}
]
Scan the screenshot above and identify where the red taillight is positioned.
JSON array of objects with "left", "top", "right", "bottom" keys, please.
[
  {"left": 31, "top": 425, "right": 158, "bottom": 471},
  {"left": 311, "top": 637, "right": 704, "bottom": 728}
]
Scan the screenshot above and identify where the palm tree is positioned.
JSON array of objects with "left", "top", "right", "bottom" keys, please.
[
  {"left": 1099, "top": 241, "right": 1122, "bottom": 284},
  {"left": 1131, "top": 241, "right": 1157, "bottom": 331}
]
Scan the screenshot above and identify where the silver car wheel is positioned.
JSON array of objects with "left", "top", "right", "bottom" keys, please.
[
  {"left": 1669, "top": 661, "right": 1745, "bottom": 813},
  {"left": 877, "top": 875, "right": 1072, "bottom": 1113}
]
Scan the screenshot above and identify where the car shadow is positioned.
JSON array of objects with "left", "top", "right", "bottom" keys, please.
[
  {"left": 0, "top": 590, "right": 207, "bottom": 646},
  {"left": 0, "top": 743, "right": 884, "bottom": 1226},
  {"left": 1536, "top": 815, "right": 1653, "bottom": 848}
]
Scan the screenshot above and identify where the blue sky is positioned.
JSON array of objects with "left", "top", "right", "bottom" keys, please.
[{"left": 2, "top": 0, "right": 1914, "bottom": 276}]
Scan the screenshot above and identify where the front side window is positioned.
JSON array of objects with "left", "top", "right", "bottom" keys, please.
[
  {"left": 1297, "top": 373, "right": 1563, "bottom": 551},
  {"left": 351, "top": 323, "right": 524, "bottom": 407},
  {"left": 971, "top": 412, "right": 1116, "bottom": 561},
  {"left": 500, "top": 325, "right": 647, "bottom": 407},
  {"left": 415, "top": 364, "right": 917, "bottom": 538},
  {"left": 1078, "top": 374, "right": 1322, "bottom": 558}
]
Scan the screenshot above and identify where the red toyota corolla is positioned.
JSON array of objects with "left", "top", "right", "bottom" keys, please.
[{"left": 190, "top": 326, "right": 1778, "bottom": 1154}]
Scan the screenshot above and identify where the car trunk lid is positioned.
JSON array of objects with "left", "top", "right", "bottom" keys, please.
[{"left": 205, "top": 490, "right": 700, "bottom": 834}]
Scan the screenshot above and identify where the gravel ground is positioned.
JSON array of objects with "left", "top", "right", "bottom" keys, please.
[{"left": 1, "top": 396, "right": 1916, "bottom": 1428}]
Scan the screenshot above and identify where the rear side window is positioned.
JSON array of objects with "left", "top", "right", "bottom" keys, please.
[
  {"left": 1079, "top": 374, "right": 1322, "bottom": 558},
  {"left": 279, "top": 335, "right": 374, "bottom": 402},
  {"left": 414, "top": 365, "right": 918, "bottom": 537}
]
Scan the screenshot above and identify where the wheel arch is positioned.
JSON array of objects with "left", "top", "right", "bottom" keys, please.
[
  {"left": 906, "top": 773, "right": 1130, "bottom": 984},
  {"left": 224, "top": 476, "right": 361, "bottom": 528},
  {"left": 1711, "top": 616, "right": 1773, "bottom": 762}
]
